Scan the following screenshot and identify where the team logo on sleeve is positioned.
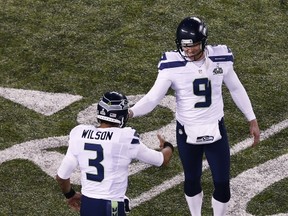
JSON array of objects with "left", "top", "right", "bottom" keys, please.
[{"left": 213, "top": 64, "right": 223, "bottom": 75}]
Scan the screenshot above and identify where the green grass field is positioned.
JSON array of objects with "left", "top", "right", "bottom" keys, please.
[{"left": 0, "top": 0, "right": 288, "bottom": 215}]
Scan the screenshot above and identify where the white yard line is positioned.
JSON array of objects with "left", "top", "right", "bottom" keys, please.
[
  {"left": 0, "top": 87, "right": 82, "bottom": 116},
  {"left": 229, "top": 153, "right": 288, "bottom": 216}
]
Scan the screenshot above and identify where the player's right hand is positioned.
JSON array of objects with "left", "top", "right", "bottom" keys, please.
[{"left": 157, "top": 134, "right": 166, "bottom": 148}]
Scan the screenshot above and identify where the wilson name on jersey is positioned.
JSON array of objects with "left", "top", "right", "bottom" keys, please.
[{"left": 67, "top": 125, "right": 141, "bottom": 200}]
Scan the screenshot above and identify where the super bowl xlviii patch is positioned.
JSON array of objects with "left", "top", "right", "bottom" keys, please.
[{"left": 213, "top": 64, "right": 223, "bottom": 75}]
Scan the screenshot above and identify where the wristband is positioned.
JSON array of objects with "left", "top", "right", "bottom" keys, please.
[
  {"left": 163, "top": 142, "right": 174, "bottom": 152},
  {"left": 64, "top": 188, "right": 76, "bottom": 199}
]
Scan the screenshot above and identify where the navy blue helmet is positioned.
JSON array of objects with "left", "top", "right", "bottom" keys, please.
[
  {"left": 175, "top": 16, "right": 208, "bottom": 52},
  {"left": 97, "top": 91, "right": 129, "bottom": 127}
]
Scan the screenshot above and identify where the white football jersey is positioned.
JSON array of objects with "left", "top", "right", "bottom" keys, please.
[
  {"left": 131, "top": 45, "right": 256, "bottom": 125},
  {"left": 57, "top": 125, "right": 164, "bottom": 201}
]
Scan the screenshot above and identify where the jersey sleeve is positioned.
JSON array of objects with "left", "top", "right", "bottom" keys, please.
[
  {"left": 135, "top": 142, "right": 164, "bottom": 167},
  {"left": 131, "top": 53, "right": 172, "bottom": 117},
  {"left": 57, "top": 148, "right": 78, "bottom": 179},
  {"left": 223, "top": 66, "right": 256, "bottom": 121},
  {"left": 207, "top": 45, "right": 234, "bottom": 63},
  {"left": 124, "top": 128, "right": 164, "bottom": 166},
  {"left": 57, "top": 125, "right": 91, "bottom": 179},
  {"left": 208, "top": 45, "right": 256, "bottom": 121}
]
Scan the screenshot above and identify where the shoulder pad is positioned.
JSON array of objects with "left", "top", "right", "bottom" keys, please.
[
  {"left": 122, "top": 127, "right": 140, "bottom": 145},
  {"left": 70, "top": 124, "right": 94, "bottom": 135},
  {"left": 158, "top": 51, "right": 187, "bottom": 70},
  {"left": 207, "top": 45, "right": 234, "bottom": 63},
  {"left": 69, "top": 124, "right": 96, "bottom": 141}
]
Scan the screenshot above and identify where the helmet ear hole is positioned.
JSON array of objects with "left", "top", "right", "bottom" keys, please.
[{"left": 175, "top": 38, "right": 183, "bottom": 52}]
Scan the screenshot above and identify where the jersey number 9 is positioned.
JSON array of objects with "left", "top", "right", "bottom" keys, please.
[{"left": 193, "top": 78, "right": 212, "bottom": 108}]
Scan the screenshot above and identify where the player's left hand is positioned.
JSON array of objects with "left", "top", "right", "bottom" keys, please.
[
  {"left": 67, "top": 192, "right": 82, "bottom": 212},
  {"left": 249, "top": 119, "right": 260, "bottom": 147}
]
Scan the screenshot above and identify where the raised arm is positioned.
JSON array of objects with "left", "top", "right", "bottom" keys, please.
[
  {"left": 135, "top": 134, "right": 174, "bottom": 167},
  {"left": 130, "top": 73, "right": 171, "bottom": 117}
]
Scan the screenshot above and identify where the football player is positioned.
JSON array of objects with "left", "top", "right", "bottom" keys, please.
[
  {"left": 56, "top": 91, "right": 174, "bottom": 216},
  {"left": 129, "top": 17, "right": 260, "bottom": 215}
]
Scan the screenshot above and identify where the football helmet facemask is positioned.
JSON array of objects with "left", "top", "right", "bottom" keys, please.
[
  {"left": 97, "top": 91, "right": 129, "bottom": 128},
  {"left": 175, "top": 16, "right": 208, "bottom": 60}
]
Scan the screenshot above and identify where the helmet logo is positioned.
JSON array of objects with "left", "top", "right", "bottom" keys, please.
[
  {"left": 100, "top": 108, "right": 106, "bottom": 115},
  {"left": 119, "top": 99, "right": 128, "bottom": 110},
  {"left": 191, "top": 17, "right": 201, "bottom": 23},
  {"left": 199, "top": 24, "right": 207, "bottom": 36}
]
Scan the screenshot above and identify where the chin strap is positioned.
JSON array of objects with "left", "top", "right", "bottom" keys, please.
[
  {"left": 192, "top": 51, "right": 205, "bottom": 61},
  {"left": 180, "top": 50, "right": 205, "bottom": 62},
  {"left": 178, "top": 45, "right": 205, "bottom": 62}
]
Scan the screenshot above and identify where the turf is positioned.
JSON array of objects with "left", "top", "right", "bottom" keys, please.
[{"left": 0, "top": 0, "right": 287, "bottom": 215}]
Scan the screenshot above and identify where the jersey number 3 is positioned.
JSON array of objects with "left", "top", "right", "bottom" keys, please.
[
  {"left": 193, "top": 78, "right": 212, "bottom": 108},
  {"left": 84, "top": 143, "right": 104, "bottom": 182}
]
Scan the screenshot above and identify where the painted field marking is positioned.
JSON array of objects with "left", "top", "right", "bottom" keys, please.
[
  {"left": 0, "top": 87, "right": 82, "bottom": 116},
  {"left": 229, "top": 153, "right": 288, "bottom": 216},
  {"left": 0, "top": 88, "right": 287, "bottom": 215}
]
